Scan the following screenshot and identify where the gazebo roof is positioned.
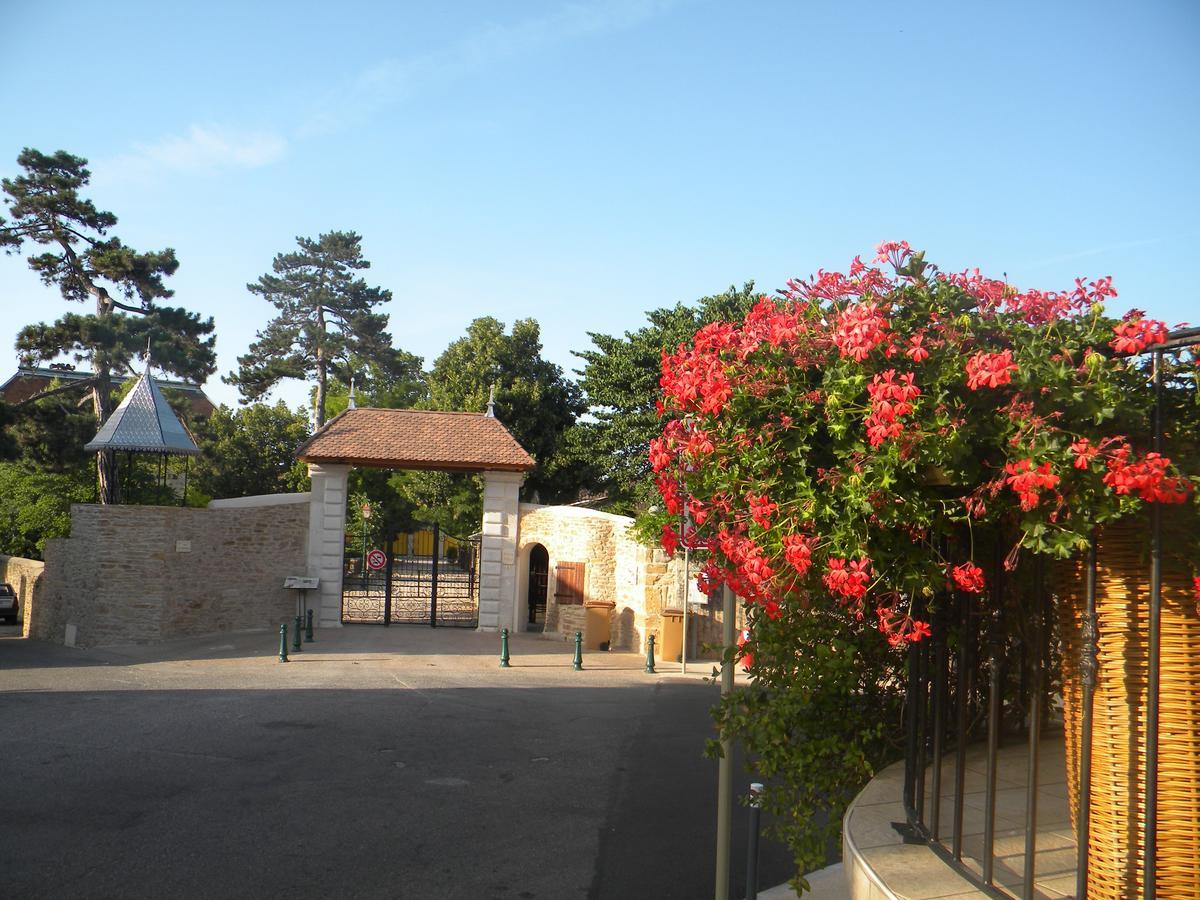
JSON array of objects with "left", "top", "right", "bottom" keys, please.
[
  {"left": 84, "top": 371, "right": 201, "bottom": 456},
  {"left": 296, "top": 408, "right": 536, "bottom": 472}
]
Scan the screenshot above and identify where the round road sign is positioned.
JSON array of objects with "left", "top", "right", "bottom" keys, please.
[{"left": 366, "top": 549, "right": 387, "bottom": 570}]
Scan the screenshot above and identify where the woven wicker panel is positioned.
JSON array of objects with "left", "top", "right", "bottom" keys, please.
[{"left": 1057, "top": 517, "right": 1200, "bottom": 899}]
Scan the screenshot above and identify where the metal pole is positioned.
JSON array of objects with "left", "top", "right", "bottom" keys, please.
[
  {"left": 1022, "top": 560, "right": 1045, "bottom": 899},
  {"left": 715, "top": 584, "right": 735, "bottom": 900},
  {"left": 500, "top": 627, "right": 510, "bottom": 668},
  {"left": 681, "top": 544, "right": 690, "bottom": 674},
  {"left": 572, "top": 630, "right": 583, "bottom": 671},
  {"left": 930, "top": 623, "right": 947, "bottom": 841},
  {"left": 293, "top": 615, "right": 303, "bottom": 652},
  {"left": 383, "top": 532, "right": 394, "bottom": 627},
  {"left": 305, "top": 607, "right": 315, "bottom": 643},
  {"left": 645, "top": 634, "right": 656, "bottom": 674},
  {"left": 1075, "top": 534, "right": 1098, "bottom": 900},
  {"left": 983, "top": 607, "right": 1002, "bottom": 885},
  {"left": 1146, "top": 349, "right": 1164, "bottom": 898},
  {"left": 952, "top": 592, "right": 969, "bottom": 860},
  {"left": 278, "top": 624, "right": 289, "bottom": 663},
  {"left": 430, "top": 522, "right": 440, "bottom": 628},
  {"left": 745, "top": 782, "right": 763, "bottom": 900}
]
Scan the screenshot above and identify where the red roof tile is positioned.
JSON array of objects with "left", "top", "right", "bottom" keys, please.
[{"left": 296, "top": 408, "right": 535, "bottom": 472}]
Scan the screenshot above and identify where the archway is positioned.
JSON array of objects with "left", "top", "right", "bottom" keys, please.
[
  {"left": 526, "top": 544, "right": 548, "bottom": 632},
  {"left": 296, "top": 407, "right": 535, "bottom": 632}
]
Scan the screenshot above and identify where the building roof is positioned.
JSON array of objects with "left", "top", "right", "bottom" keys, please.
[
  {"left": 296, "top": 408, "right": 536, "bottom": 472},
  {"left": 0, "top": 367, "right": 215, "bottom": 417},
  {"left": 84, "top": 371, "right": 201, "bottom": 456}
]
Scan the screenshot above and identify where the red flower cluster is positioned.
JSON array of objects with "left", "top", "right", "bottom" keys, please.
[
  {"left": 1194, "top": 576, "right": 1200, "bottom": 603},
  {"left": 833, "top": 301, "right": 890, "bottom": 362},
  {"left": 865, "top": 369, "right": 921, "bottom": 447},
  {"left": 965, "top": 349, "right": 1019, "bottom": 390},
  {"left": 1103, "top": 449, "right": 1192, "bottom": 503},
  {"left": 1110, "top": 317, "right": 1168, "bottom": 355},
  {"left": 824, "top": 558, "right": 872, "bottom": 616},
  {"left": 1004, "top": 459, "right": 1061, "bottom": 510},
  {"left": 877, "top": 603, "right": 931, "bottom": 647},
  {"left": 747, "top": 492, "right": 777, "bottom": 529},
  {"left": 950, "top": 562, "right": 986, "bottom": 593},
  {"left": 782, "top": 533, "right": 814, "bottom": 576},
  {"left": 874, "top": 240, "right": 913, "bottom": 268},
  {"left": 1070, "top": 438, "right": 1098, "bottom": 470}
]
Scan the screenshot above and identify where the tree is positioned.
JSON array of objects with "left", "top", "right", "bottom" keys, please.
[
  {"left": 0, "top": 460, "right": 95, "bottom": 558},
  {"left": 573, "top": 283, "right": 757, "bottom": 513},
  {"left": 190, "top": 402, "right": 311, "bottom": 501},
  {"left": 315, "top": 346, "right": 427, "bottom": 421},
  {"left": 227, "top": 231, "right": 395, "bottom": 428},
  {"left": 426, "top": 316, "right": 584, "bottom": 502},
  {"left": 1, "top": 148, "right": 217, "bottom": 503}
]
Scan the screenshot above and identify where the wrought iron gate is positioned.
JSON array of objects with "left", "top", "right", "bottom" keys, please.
[{"left": 341, "top": 523, "right": 481, "bottom": 628}]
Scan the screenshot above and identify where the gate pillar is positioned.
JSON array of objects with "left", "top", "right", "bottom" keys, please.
[
  {"left": 479, "top": 470, "right": 523, "bottom": 632},
  {"left": 307, "top": 462, "right": 351, "bottom": 627}
]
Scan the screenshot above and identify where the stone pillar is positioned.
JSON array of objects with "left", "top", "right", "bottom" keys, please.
[
  {"left": 480, "top": 470, "right": 523, "bottom": 632},
  {"left": 307, "top": 462, "right": 351, "bottom": 627}
]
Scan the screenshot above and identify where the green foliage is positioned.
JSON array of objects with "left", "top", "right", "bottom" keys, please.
[
  {"left": 709, "top": 603, "right": 903, "bottom": 885},
  {"left": 0, "top": 460, "right": 94, "bottom": 558},
  {"left": 574, "top": 284, "right": 757, "bottom": 513},
  {"left": 1, "top": 147, "right": 217, "bottom": 503},
  {"left": 190, "top": 403, "right": 311, "bottom": 500},
  {"left": 426, "top": 316, "right": 586, "bottom": 506},
  {"left": 318, "top": 347, "right": 428, "bottom": 419},
  {"left": 228, "top": 231, "right": 396, "bottom": 428}
]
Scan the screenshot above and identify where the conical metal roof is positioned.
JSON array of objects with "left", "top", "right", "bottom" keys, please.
[{"left": 84, "top": 370, "right": 201, "bottom": 456}]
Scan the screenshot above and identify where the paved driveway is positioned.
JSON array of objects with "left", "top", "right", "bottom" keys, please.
[{"left": 0, "top": 627, "right": 789, "bottom": 899}]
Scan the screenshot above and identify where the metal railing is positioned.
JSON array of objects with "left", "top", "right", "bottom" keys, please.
[{"left": 899, "top": 326, "right": 1199, "bottom": 899}]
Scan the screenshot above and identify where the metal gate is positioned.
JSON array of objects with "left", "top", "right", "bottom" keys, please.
[{"left": 341, "top": 523, "right": 481, "bottom": 628}]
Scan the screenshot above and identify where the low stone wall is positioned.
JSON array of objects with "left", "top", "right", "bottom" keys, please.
[
  {"left": 34, "top": 497, "right": 310, "bottom": 648},
  {"left": 0, "top": 554, "right": 45, "bottom": 637},
  {"left": 517, "top": 504, "right": 737, "bottom": 657}
]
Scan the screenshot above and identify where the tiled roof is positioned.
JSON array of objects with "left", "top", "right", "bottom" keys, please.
[
  {"left": 0, "top": 367, "right": 216, "bottom": 417},
  {"left": 296, "top": 408, "right": 536, "bottom": 472}
]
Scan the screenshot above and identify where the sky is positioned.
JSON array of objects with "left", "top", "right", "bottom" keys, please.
[{"left": 2, "top": 0, "right": 1198, "bottom": 413}]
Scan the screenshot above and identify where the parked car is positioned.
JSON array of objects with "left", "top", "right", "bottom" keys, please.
[{"left": 0, "top": 583, "right": 18, "bottom": 625}]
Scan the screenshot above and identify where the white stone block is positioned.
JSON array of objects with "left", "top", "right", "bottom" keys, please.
[{"left": 481, "top": 560, "right": 502, "bottom": 576}]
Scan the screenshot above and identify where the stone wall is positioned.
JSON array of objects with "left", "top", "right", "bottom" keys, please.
[
  {"left": 516, "top": 504, "right": 738, "bottom": 658},
  {"left": 33, "top": 497, "right": 310, "bottom": 648},
  {"left": 0, "top": 554, "right": 45, "bottom": 638}
]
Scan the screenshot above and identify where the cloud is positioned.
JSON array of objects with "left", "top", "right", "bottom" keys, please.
[
  {"left": 97, "top": 125, "right": 287, "bottom": 183},
  {"left": 1025, "top": 236, "right": 1173, "bottom": 268},
  {"left": 299, "top": 0, "right": 679, "bottom": 137}
]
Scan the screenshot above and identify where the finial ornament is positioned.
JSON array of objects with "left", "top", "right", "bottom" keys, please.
[
  {"left": 348, "top": 375, "right": 357, "bottom": 410},
  {"left": 486, "top": 383, "right": 496, "bottom": 418}
]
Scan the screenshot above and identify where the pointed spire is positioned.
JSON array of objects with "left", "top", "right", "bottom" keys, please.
[
  {"left": 348, "top": 375, "right": 357, "bottom": 410},
  {"left": 486, "top": 383, "right": 496, "bottom": 418}
]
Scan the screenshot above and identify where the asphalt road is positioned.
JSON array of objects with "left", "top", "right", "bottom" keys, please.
[{"left": 0, "top": 627, "right": 791, "bottom": 899}]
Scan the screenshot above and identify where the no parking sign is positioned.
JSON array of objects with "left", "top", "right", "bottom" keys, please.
[{"left": 366, "top": 549, "right": 387, "bottom": 570}]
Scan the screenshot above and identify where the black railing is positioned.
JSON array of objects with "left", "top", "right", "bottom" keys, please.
[{"left": 898, "top": 326, "right": 1199, "bottom": 899}]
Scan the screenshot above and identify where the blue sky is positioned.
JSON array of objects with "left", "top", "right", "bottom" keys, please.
[{"left": 3, "top": 0, "right": 1198, "bottom": 412}]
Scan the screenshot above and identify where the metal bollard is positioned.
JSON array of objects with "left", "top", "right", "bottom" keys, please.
[
  {"left": 278, "top": 624, "right": 289, "bottom": 662},
  {"left": 645, "top": 634, "right": 656, "bottom": 674},
  {"left": 305, "top": 608, "right": 314, "bottom": 643},
  {"left": 500, "top": 628, "right": 511, "bottom": 668},
  {"left": 293, "top": 615, "right": 303, "bottom": 652},
  {"left": 745, "top": 782, "right": 763, "bottom": 900},
  {"left": 572, "top": 631, "right": 583, "bottom": 671}
]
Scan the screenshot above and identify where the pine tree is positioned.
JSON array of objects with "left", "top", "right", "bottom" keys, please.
[
  {"left": 1, "top": 148, "right": 216, "bottom": 503},
  {"left": 227, "top": 231, "right": 394, "bottom": 428}
]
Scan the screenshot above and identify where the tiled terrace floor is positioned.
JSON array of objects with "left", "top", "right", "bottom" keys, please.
[{"left": 844, "top": 736, "right": 1077, "bottom": 899}]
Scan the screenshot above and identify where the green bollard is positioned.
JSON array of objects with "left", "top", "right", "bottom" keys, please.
[
  {"left": 645, "top": 634, "right": 656, "bottom": 674},
  {"left": 572, "top": 631, "right": 583, "bottom": 671},
  {"left": 293, "top": 616, "right": 303, "bottom": 652},
  {"left": 305, "top": 608, "right": 315, "bottom": 643},
  {"left": 500, "top": 628, "right": 511, "bottom": 668},
  {"left": 278, "top": 624, "right": 289, "bottom": 662}
]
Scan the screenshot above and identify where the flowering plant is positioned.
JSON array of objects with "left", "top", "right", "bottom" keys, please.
[{"left": 649, "top": 242, "right": 1198, "bottom": 647}]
